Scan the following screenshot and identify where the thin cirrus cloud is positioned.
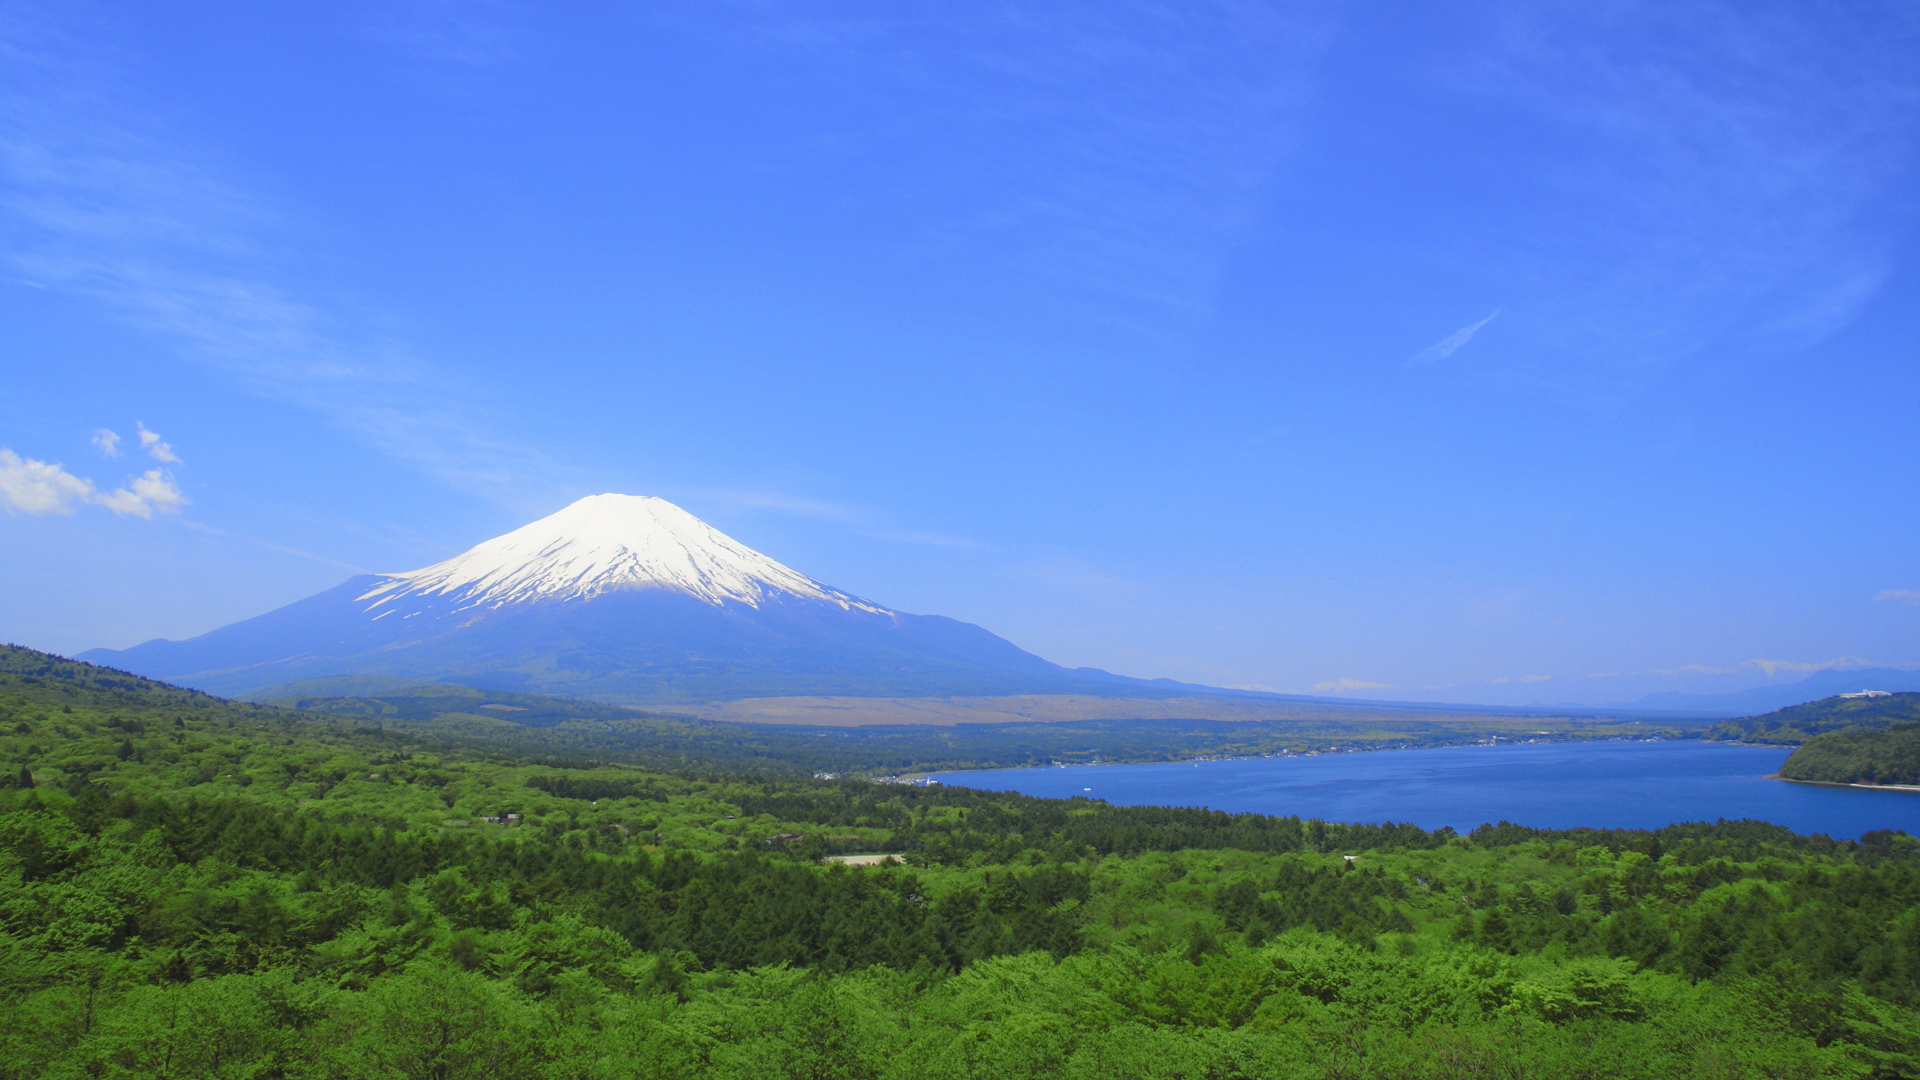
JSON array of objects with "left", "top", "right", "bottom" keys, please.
[
  {"left": 0, "top": 18, "right": 556, "bottom": 508},
  {"left": 709, "top": 2, "right": 1340, "bottom": 321},
  {"left": 1403, "top": 5, "right": 1919, "bottom": 407},
  {"left": 684, "top": 488, "right": 869, "bottom": 525},
  {"left": 0, "top": 447, "right": 187, "bottom": 519},
  {"left": 681, "top": 487, "right": 979, "bottom": 548},
  {"left": 1406, "top": 309, "right": 1501, "bottom": 367},
  {"left": 177, "top": 519, "right": 367, "bottom": 574},
  {"left": 1877, "top": 590, "right": 1920, "bottom": 607}
]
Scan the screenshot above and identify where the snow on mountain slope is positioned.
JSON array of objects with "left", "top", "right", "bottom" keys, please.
[
  {"left": 357, "top": 494, "right": 889, "bottom": 614},
  {"left": 79, "top": 492, "right": 1137, "bottom": 702}
]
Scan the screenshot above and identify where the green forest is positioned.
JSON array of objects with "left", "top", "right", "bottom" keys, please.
[
  {"left": 1782, "top": 726, "right": 1920, "bottom": 788},
  {"left": 1710, "top": 692, "right": 1920, "bottom": 787},
  {"left": 4, "top": 644, "right": 1919, "bottom": 1078}
]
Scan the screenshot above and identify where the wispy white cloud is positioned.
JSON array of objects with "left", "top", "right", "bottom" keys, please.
[
  {"left": 685, "top": 487, "right": 979, "bottom": 547},
  {"left": 1407, "top": 309, "right": 1501, "bottom": 367},
  {"left": 0, "top": 448, "right": 186, "bottom": 518},
  {"left": 177, "top": 519, "right": 367, "bottom": 573},
  {"left": 134, "top": 421, "right": 179, "bottom": 463},
  {"left": 702, "top": 3, "right": 1339, "bottom": 322},
  {"left": 0, "top": 17, "right": 556, "bottom": 506},
  {"left": 1582, "top": 663, "right": 1742, "bottom": 679},
  {"left": 1743, "top": 656, "right": 1887, "bottom": 676},
  {"left": 689, "top": 488, "right": 868, "bottom": 524},
  {"left": 865, "top": 529, "right": 979, "bottom": 549},
  {"left": 1876, "top": 589, "right": 1920, "bottom": 607},
  {"left": 90, "top": 428, "right": 120, "bottom": 457},
  {"left": 1453, "top": 5, "right": 1920, "bottom": 400},
  {"left": 1312, "top": 678, "right": 1392, "bottom": 693},
  {"left": 1582, "top": 656, "right": 1896, "bottom": 680}
]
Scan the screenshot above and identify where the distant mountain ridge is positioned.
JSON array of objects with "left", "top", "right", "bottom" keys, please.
[
  {"left": 80, "top": 494, "right": 1165, "bottom": 704},
  {"left": 1625, "top": 667, "right": 1920, "bottom": 716}
]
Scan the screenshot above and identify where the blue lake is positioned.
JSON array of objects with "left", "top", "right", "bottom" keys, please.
[{"left": 928, "top": 741, "right": 1920, "bottom": 840}]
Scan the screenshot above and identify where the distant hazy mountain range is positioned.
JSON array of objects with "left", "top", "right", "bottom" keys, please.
[
  {"left": 81, "top": 494, "right": 1168, "bottom": 704},
  {"left": 1625, "top": 667, "right": 1920, "bottom": 717}
]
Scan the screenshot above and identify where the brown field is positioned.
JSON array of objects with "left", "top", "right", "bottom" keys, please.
[{"left": 677, "top": 694, "right": 1543, "bottom": 728}]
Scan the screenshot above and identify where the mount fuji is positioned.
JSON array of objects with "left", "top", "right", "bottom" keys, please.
[{"left": 81, "top": 494, "right": 1140, "bottom": 704}]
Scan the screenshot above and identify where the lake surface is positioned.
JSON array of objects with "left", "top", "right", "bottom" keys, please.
[{"left": 928, "top": 741, "right": 1920, "bottom": 840}]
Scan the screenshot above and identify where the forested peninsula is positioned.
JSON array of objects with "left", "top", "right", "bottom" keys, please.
[
  {"left": 1782, "top": 724, "right": 1920, "bottom": 788},
  {"left": 1709, "top": 691, "right": 1920, "bottom": 789},
  {"left": 3, "top": 644, "right": 1918, "bottom": 1078}
]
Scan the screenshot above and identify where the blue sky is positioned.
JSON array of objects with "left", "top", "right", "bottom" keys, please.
[{"left": 2, "top": 1, "right": 1916, "bottom": 706}]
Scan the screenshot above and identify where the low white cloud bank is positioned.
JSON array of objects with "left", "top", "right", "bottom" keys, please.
[
  {"left": 1313, "top": 678, "right": 1393, "bottom": 693},
  {"left": 1745, "top": 656, "right": 1885, "bottom": 676},
  {"left": 0, "top": 448, "right": 187, "bottom": 519}
]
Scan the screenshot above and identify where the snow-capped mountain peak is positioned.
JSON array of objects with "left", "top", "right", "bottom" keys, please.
[{"left": 357, "top": 493, "right": 887, "bottom": 613}]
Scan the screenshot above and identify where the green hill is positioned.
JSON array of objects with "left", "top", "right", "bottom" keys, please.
[
  {"left": 1709, "top": 691, "right": 1920, "bottom": 787},
  {"left": 3, "top": 643, "right": 1919, "bottom": 1078},
  {"left": 1707, "top": 691, "right": 1920, "bottom": 745},
  {"left": 1781, "top": 724, "right": 1920, "bottom": 787}
]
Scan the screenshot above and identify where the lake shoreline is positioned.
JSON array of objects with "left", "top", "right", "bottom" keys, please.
[
  {"left": 930, "top": 741, "right": 1917, "bottom": 840},
  {"left": 918, "top": 733, "right": 1688, "bottom": 782},
  {"left": 1772, "top": 774, "right": 1920, "bottom": 795}
]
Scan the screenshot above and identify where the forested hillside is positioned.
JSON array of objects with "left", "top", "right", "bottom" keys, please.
[
  {"left": 3, "top": 645, "right": 1918, "bottom": 1078},
  {"left": 1783, "top": 724, "right": 1920, "bottom": 788},
  {"left": 1710, "top": 692, "right": 1920, "bottom": 746}
]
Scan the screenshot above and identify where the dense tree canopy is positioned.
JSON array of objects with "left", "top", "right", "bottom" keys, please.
[
  {"left": 3, "top": 646, "right": 1918, "bottom": 1078},
  {"left": 1783, "top": 724, "right": 1920, "bottom": 787}
]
